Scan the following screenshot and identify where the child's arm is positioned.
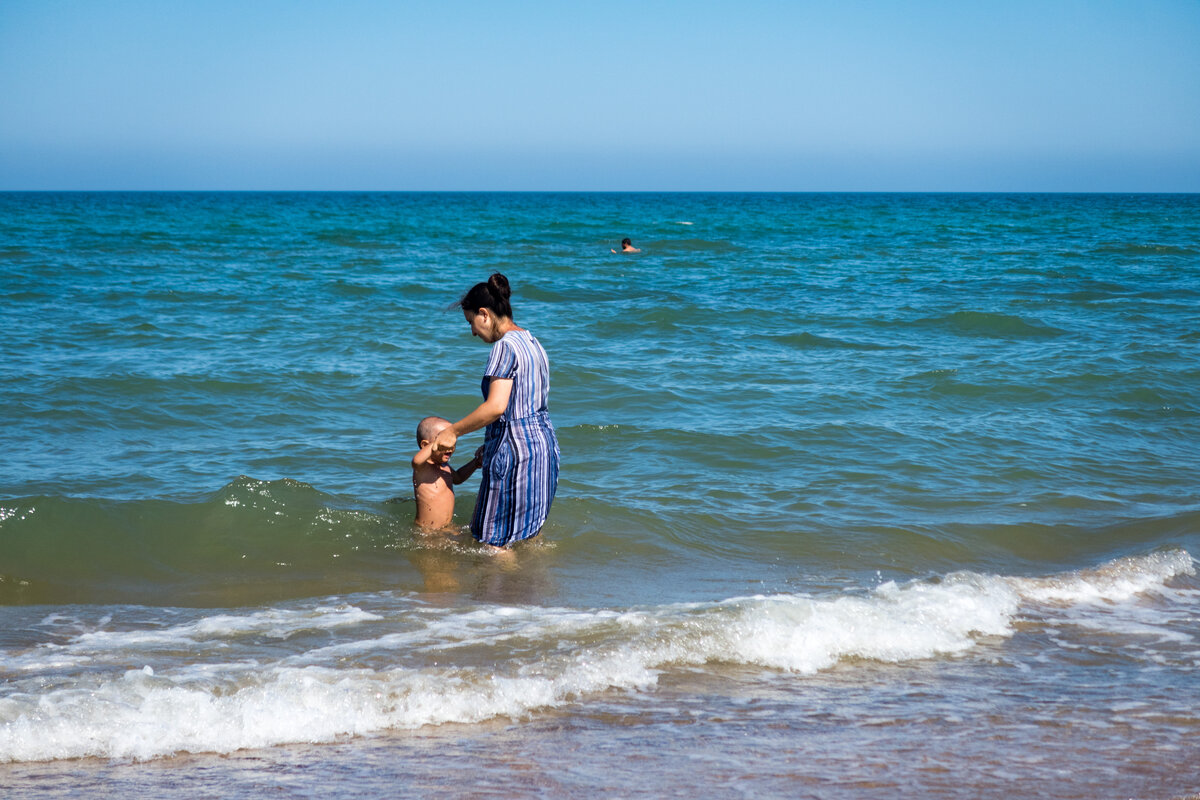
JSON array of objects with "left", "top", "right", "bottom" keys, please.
[
  {"left": 412, "top": 441, "right": 437, "bottom": 471},
  {"left": 451, "top": 446, "right": 485, "bottom": 485}
]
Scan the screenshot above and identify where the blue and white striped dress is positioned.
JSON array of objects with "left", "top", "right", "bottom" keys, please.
[{"left": 471, "top": 329, "right": 560, "bottom": 546}]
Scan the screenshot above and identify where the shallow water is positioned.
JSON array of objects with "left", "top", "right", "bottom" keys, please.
[{"left": 1, "top": 192, "right": 1198, "bottom": 797}]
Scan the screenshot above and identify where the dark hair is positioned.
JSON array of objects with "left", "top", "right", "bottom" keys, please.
[
  {"left": 621, "top": 238, "right": 632, "bottom": 247},
  {"left": 459, "top": 273, "right": 513, "bottom": 319}
]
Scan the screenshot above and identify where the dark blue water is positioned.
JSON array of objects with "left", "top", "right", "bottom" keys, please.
[{"left": 1, "top": 193, "right": 1198, "bottom": 798}]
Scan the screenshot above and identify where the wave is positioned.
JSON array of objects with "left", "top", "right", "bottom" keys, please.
[
  {"left": 5, "top": 476, "right": 1200, "bottom": 606},
  {"left": 767, "top": 331, "right": 892, "bottom": 350},
  {"left": 647, "top": 238, "right": 745, "bottom": 253},
  {"left": 312, "top": 229, "right": 394, "bottom": 250},
  {"left": 0, "top": 477, "right": 424, "bottom": 605},
  {"left": 0, "top": 549, "right": 1192, "bottom": 762},
  {"left": 908, "top": 310, "right": 1066, "bottom": 339},
  {"left": 1092, "top": 243, "right": 1197, "bottom": 257}
]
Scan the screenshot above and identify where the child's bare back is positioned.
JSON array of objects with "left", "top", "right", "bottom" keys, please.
[{"left": 412, "top": 416, "right": 481, "bottom": 530}]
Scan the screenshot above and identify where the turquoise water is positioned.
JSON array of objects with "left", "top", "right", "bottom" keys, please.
[{"left": 1, "top": 192, "right": 1198, "bottom": 797}]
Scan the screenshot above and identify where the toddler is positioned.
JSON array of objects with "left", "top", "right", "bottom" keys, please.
[{"left": 411, "top": 416, "right": 482, "bottom": 530}]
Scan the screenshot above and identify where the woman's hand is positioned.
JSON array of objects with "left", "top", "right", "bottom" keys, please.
[
  {"left": 431, "top": 426, "right": 458, "bottom": 459},
  {"left": 432, "top": 378, "right": 511, "bottom": 462}
]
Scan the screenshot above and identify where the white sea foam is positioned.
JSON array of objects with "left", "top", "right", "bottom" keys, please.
[
  {"left": 75, "top": 604, "right": 384, "bottom": 646},
  {"left": 1012, "top": 550, "right": 1198, "bottom": 649},
  {"left": 1007, "top": 548, "right": 1194, "bottom": 605},
  {"left": 1, "top": 604, "right": 382, "bottom": 676},
  {"left": 0, "top": 550, "right": 1191, "bottom": 763}
]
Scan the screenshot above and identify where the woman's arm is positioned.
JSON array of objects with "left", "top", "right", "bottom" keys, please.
[{"left": 431, "top": 377, "right": 513, "bottom": 456}]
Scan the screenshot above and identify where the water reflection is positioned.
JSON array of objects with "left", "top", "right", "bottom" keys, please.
[{"left": 406, "top": 528, "right": 555, "bottom": 606}]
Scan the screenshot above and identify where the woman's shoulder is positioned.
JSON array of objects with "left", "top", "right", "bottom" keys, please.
[
  {"left": 492, "top": 329, "right": 543, "bottom": 362},
  {"left": 498, "top": 329, "right": 535, "bottom": 347},
  {"left": 491, "top": 331, "right": 523, "bottom": 351}
]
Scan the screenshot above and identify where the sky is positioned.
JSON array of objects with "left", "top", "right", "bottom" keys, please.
[{"left": 1, "top": 0, "right": 1198, "bottom": 191}]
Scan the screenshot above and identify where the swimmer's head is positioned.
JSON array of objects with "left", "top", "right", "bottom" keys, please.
[{"left": 621, "top": 238, "right": 632, "bottom": 247}]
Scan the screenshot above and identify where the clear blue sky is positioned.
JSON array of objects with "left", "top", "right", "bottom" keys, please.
[{"left": 2, "top": 0, "right": 1198, "bottom": 191}]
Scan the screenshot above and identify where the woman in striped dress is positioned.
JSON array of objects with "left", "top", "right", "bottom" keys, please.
[{"left": 431, "top": 273, "right": 560, "bottom": 547}]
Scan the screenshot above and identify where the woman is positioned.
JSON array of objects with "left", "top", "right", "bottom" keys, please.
[{"left": 431, "top": 273, "right": 560, "bottom": 547}]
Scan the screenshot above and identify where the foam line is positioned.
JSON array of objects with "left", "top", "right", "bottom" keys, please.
[{"left": 0, "top": 549, "right": 1191, "bottom": 763}]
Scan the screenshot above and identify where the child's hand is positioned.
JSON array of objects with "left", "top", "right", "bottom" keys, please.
[{"left": 474, "top": 445, "right": 485, "bottom": 465}]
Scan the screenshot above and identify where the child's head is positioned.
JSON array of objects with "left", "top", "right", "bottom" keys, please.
[{"left": 416, "top": 416, "right": 452, "bottom": 461}]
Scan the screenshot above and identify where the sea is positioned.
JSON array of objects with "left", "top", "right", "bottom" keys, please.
[{"left": 0, "top": 192, "right": 1198, "bottom": 799}]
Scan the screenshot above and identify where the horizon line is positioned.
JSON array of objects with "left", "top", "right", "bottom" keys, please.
[{"left": 2, "top": 188, "right": 1198, "bottom": 195}]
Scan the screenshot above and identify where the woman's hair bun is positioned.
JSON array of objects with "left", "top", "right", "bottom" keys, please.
[
  {"left": 488, "top": 273, "right": 511, "bottom": 300},
  {"left": 459, "top": 273, "right": 514, "bottom": 318}
]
